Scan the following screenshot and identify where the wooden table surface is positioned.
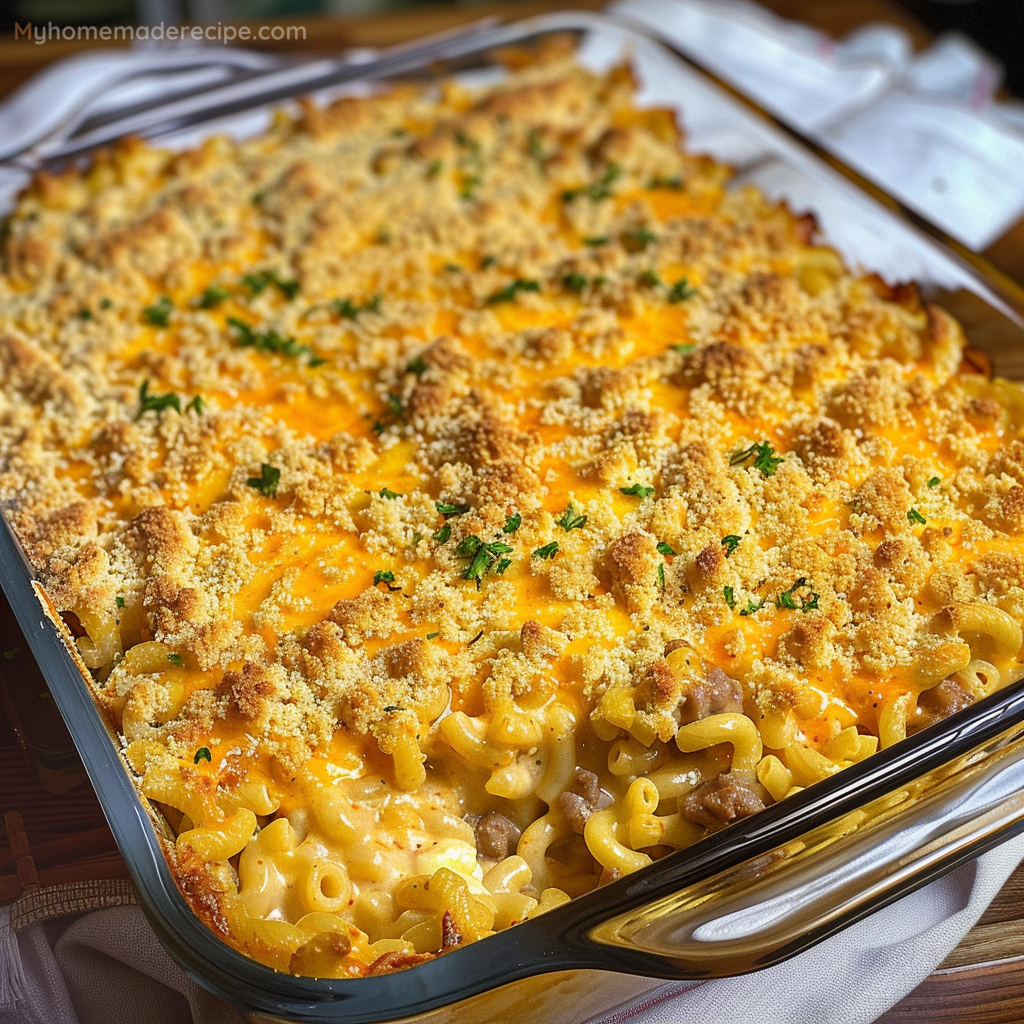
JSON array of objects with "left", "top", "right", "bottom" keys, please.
[{"left": 2, "top": 2, "right": 1024, "bottom": 1021}]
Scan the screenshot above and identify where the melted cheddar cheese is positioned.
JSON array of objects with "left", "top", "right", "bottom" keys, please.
[{"left": 2, "top": 48, "right": 1024, "bottom": 976}]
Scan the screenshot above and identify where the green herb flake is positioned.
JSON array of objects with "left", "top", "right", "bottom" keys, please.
[
  {"left": 227, "top": 317, "right": 324, "bottom": 366},
  {"left": 115, "top": 596, "right": 125, "bottom": 609},
  {"left": 648, "top": 175, "right": 682, "bottom": 189},
  {"left": 3, "top": 648, "right": 19, "bottom": 661},
  {"left": 527, "top": 127, "right": 546, "bottom": 163},
  {"left": 427, "top": 159, "right": 444, "bottom": 178},
  {"left": 639, "top": 269, "right": 663, "bottom": 288},
  {"left": 556, "top": 502, "right": 587, "bottom": 532},
  {"left": 333, "top": 295, "right": 382, "bottom": 320},
  {"left": 656, "top": 541, "right": 677, "bottom": 557},
  {"left": 460, "top": 174, "right": 482, "bottom": 200},
  {"left": 721, "top": 535, "right": 741, "bottom": 556},
  {"left": 142, "top": 296, "right": 173, "bottom": 328},
  {"left": 457, "top": 536, "right": 514, "bottom": 582},
  {"left": 723, "top": 586, "right": 736, "bottom": 610},
  {"left": 251, "top": 191, "right": 265, "bottom": 205},
  {"left": 495, "top": 557, "right": 513, "bottom": 575},
  {"left": 433, "top": 523, "right": 452, "bottom": 544},
  {"left": 908, "top": 508, "right": 927, "bottom": 526},
  {"left": 378, "top": 487, "right": 400, "bottom": 500},
  {"left": 562, "top": 162, "right": 621, "bottom": 202},
  {"left": 668, "top": 277, "right": 698, "bottom": 302},
  {"left": 657, "top": 563, "right": 666, "bottom": 590},
  {"left": 426, "top": 631, "right": 440, "bottom": 640},
  {"left": 76, "top": 307, "right": 94, "bottom": 321},
  {"left": 373, "top": 569, "right": 401, "bottom": 591},
  {"left": 562, "top": 272, "right": 588, "bottom": 293},
  {"left": 186, "top": 395, "right": 205, "bottom": 414},
  {"left": 198, "top": 284, "right": 231, "bottom": 309},
  {"left": 407, "top": 355, "right": 428, "bottom": 377},
  {"left": 776, "top": 578, "right": 819, "bottom": 612},
  {"left": 740, "top": 597, "right": 767, "bottom": 616},
  {"left": 729, "top": 440, "right": 785, "bottom": 478},
  {"left": 193, "top": 747, "right": 212, "bottom": 764},
  {"left": 247, "top": 463, "right": 281, "bottom": 498},
  {"left": 167, "top": 653, "right": 184, "bottom": 667},
  {"left": 99, "top": 298, "right": 113, "bottom": 310},
  {"left": 670, "top": 343, "right": 696, "bottom": 355},
  {"left": 137, "top": 380, "right": 181, "bottom": 418},
  {"left": 436, "top": 501, "right": 470, "bottom": 518},
  {"left": 623, "top": 227, "right": 658, "bottom": 250},
  {"left": 532, "top": 541, "right": 560, "bottom": 560},
  {"left": 928, "top": 476, "right": 941, "bottom": 489},
  {"left": 620, "top": 483, "right": 655, "bottom": 498},
  {"left": 584, "top": 235, "right": 609, "bottom": 246},
  {"left": 503, "top": 513, "right": 522, "bottom": 533},
  {"left": 480, "top": 255, "right": 497, "bottom": 269},
  {"left": 485, "top": 279, "right": 541, "bottom": 306}
]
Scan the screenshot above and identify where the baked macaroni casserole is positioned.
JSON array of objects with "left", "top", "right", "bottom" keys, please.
[{"left": 2, "top": 44, "right": 1024, "bottom": 977}]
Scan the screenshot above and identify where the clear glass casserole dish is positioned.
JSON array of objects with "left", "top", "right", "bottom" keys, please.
[{"left": 3, "top": 10, "right": 1024, "bottom": 1022}]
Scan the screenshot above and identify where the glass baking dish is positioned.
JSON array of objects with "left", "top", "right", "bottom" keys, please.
[{"left": 3, "top": 10, "right": 1024, "bottom": 1022}]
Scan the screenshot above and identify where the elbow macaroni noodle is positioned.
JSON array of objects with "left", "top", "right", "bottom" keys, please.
[{"left": 2, "top": 51, "right": 1023, "bottom": 979}]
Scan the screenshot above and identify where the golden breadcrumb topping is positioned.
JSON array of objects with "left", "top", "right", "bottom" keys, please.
[{"left": 2, "top": 48, "right": 1023, "bottom": 976}]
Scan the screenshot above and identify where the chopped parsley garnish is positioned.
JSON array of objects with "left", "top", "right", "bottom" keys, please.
[
  {"left": 436, "top": 501, "right": 470, "bottom": 518},
  {"left": 167, "top": 653, "right": 184, "bottom": 666},
  {"left": 562, "top": 273, "right": 588, "bottom": 293},
  {"left": 406, "top": 355, "right": 428, "bottom": 377},
  {"left": 723, "top": 586, "right": 736, "bottom": 610},
  {"left": 668, "top": 277, "right": 698, "bottom": 302},
  {"left": 908, "top": 508, "right": 927, "bottom": 525},
  {"left": 456, "top": 535, "right": 514, "bottom": 582},
  {"left": 137, "top": 380, "right": 181, "bottom": 417},
  {"left": 378, "top": 487, "right": 400, "bottom": 500},
  {"left": 776, "top": 578, "right": 819, "bottom": 612},
  {"left": 384, "top": 393, "right": 404, "bottom": 419},
  {"left": 373, "top": 569, "right": 401, "bottom": 591},
  {"left": 433, "top": 523, "right": 452, "bottom": 543},
  {"left": 657, "top": 563, "right": 666, "bottom": 590},
  {"left": 532, "top": 541, "right": 560, "bottom": 560},
  {"left": 562, "top": 162, "right": 621, "bottom": 202},
  {"left": 142, "top": 296, "right": 173, "bottom": 327},
  {"left": 648, "top": 175, "right": 682, "bottom": 189},
  {"left": 740, "top": 596, "right": 767, "bottom": 616},
  {"left": 485, "top": 278, "right": 541, "bottom": 305},
  {"left": 638, "top": 269, "right": 663, "bottom": 288},
  {"left": 412, "top": 531, "right": 423, "bottom": 547},
  {"left": 76, "top": 307, "right": 94, "bottom": 321},
  {"left": 480, "top": 255, "right": 497, "bottom": 269},
  {"left": 721, "top": 535, "right": 741, "bottom": 556},
  {"left": 383, "top": 705, "right": 404, "bottom": 713},
  {"left": 584, "top": 235, "right": 609, "bottom": 246},
  {"left": 251, "top": 190, "right": 265, "bottom": 205},
  {"left": 729, "top": 441, "right": 784, "bottom": 478},
  {"left": 527, "top": 127, "right": 546, "bottom": 162},
  {"left": 186, "top": 395, "right": 205, "bottom": 414},
  {"left": 928, "top": 476, "right": 941, "bottom": 489},
  {"left": 115, "top": 596, "right": 125, "bottom": 609},
  {"left": 503, "top": 513, "right": 522, "bottom": 533},
  {"left": 242, "top": 270, "right": 299, "bottom": 300},
  {"left": 227, "top": 317, "right": 324, "bottom": 365},
  {"left": 460, "top": 174, "right": 482, "bottom": 200},
  {"left": 670, "top": 343, "right": 696, "bottom": 355},
  {"left": 427, "top": 159, "right": 444, "bottom": 178},
  {"left": 426, "top": 631, "right": 440, "bottom": 640},
  {"left": 3, "top": 648, "right": 19, "bottom": 661},
  {"left": 247, "top": 463, "right": 281, "bottom": 498},
  {"left": 333, "top": 294, "right": 381, "bottom": 319},
  {"left": 99, "top": 298, "right": 112, "bottom": 310},
  {"left": 623, "top": 227, "right": 658, "bottom": 250},
  {"left": 193, "top": 747, "right": 211, "bottom": 764},
  {"left": 556, "top": 503, "right": 587, "bottom": 532},
  {"left": 495, "top": 557, "right": 513, "bottom": 574},
  {"left": 198, "top": 285, "right": 231, "bottom": 308},
  {"left": 657, "top": 541, "right": 677, "bottom": 557},
  {"left": 444, "top": 263, "right": 462, "bottom": 273},
  {"left": 620, "top": 483, "right": 655, "bottom": 498}
]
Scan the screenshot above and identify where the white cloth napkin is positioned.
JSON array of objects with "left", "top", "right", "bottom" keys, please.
[
  {"left": 3, "top": 6, "right": 1024, "bottom": 1023},
  {"left": 613, "top": 0, "right": 1024, "bottom": 250}
]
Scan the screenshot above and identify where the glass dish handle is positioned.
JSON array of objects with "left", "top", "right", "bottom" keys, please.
[{"left": 584, "top": 730, "right": 1024, "bottom": 977}]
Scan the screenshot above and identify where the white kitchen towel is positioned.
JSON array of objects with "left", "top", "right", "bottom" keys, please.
[{"left": 613, "top": 0, "right": 1024, "bottom": 249}]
